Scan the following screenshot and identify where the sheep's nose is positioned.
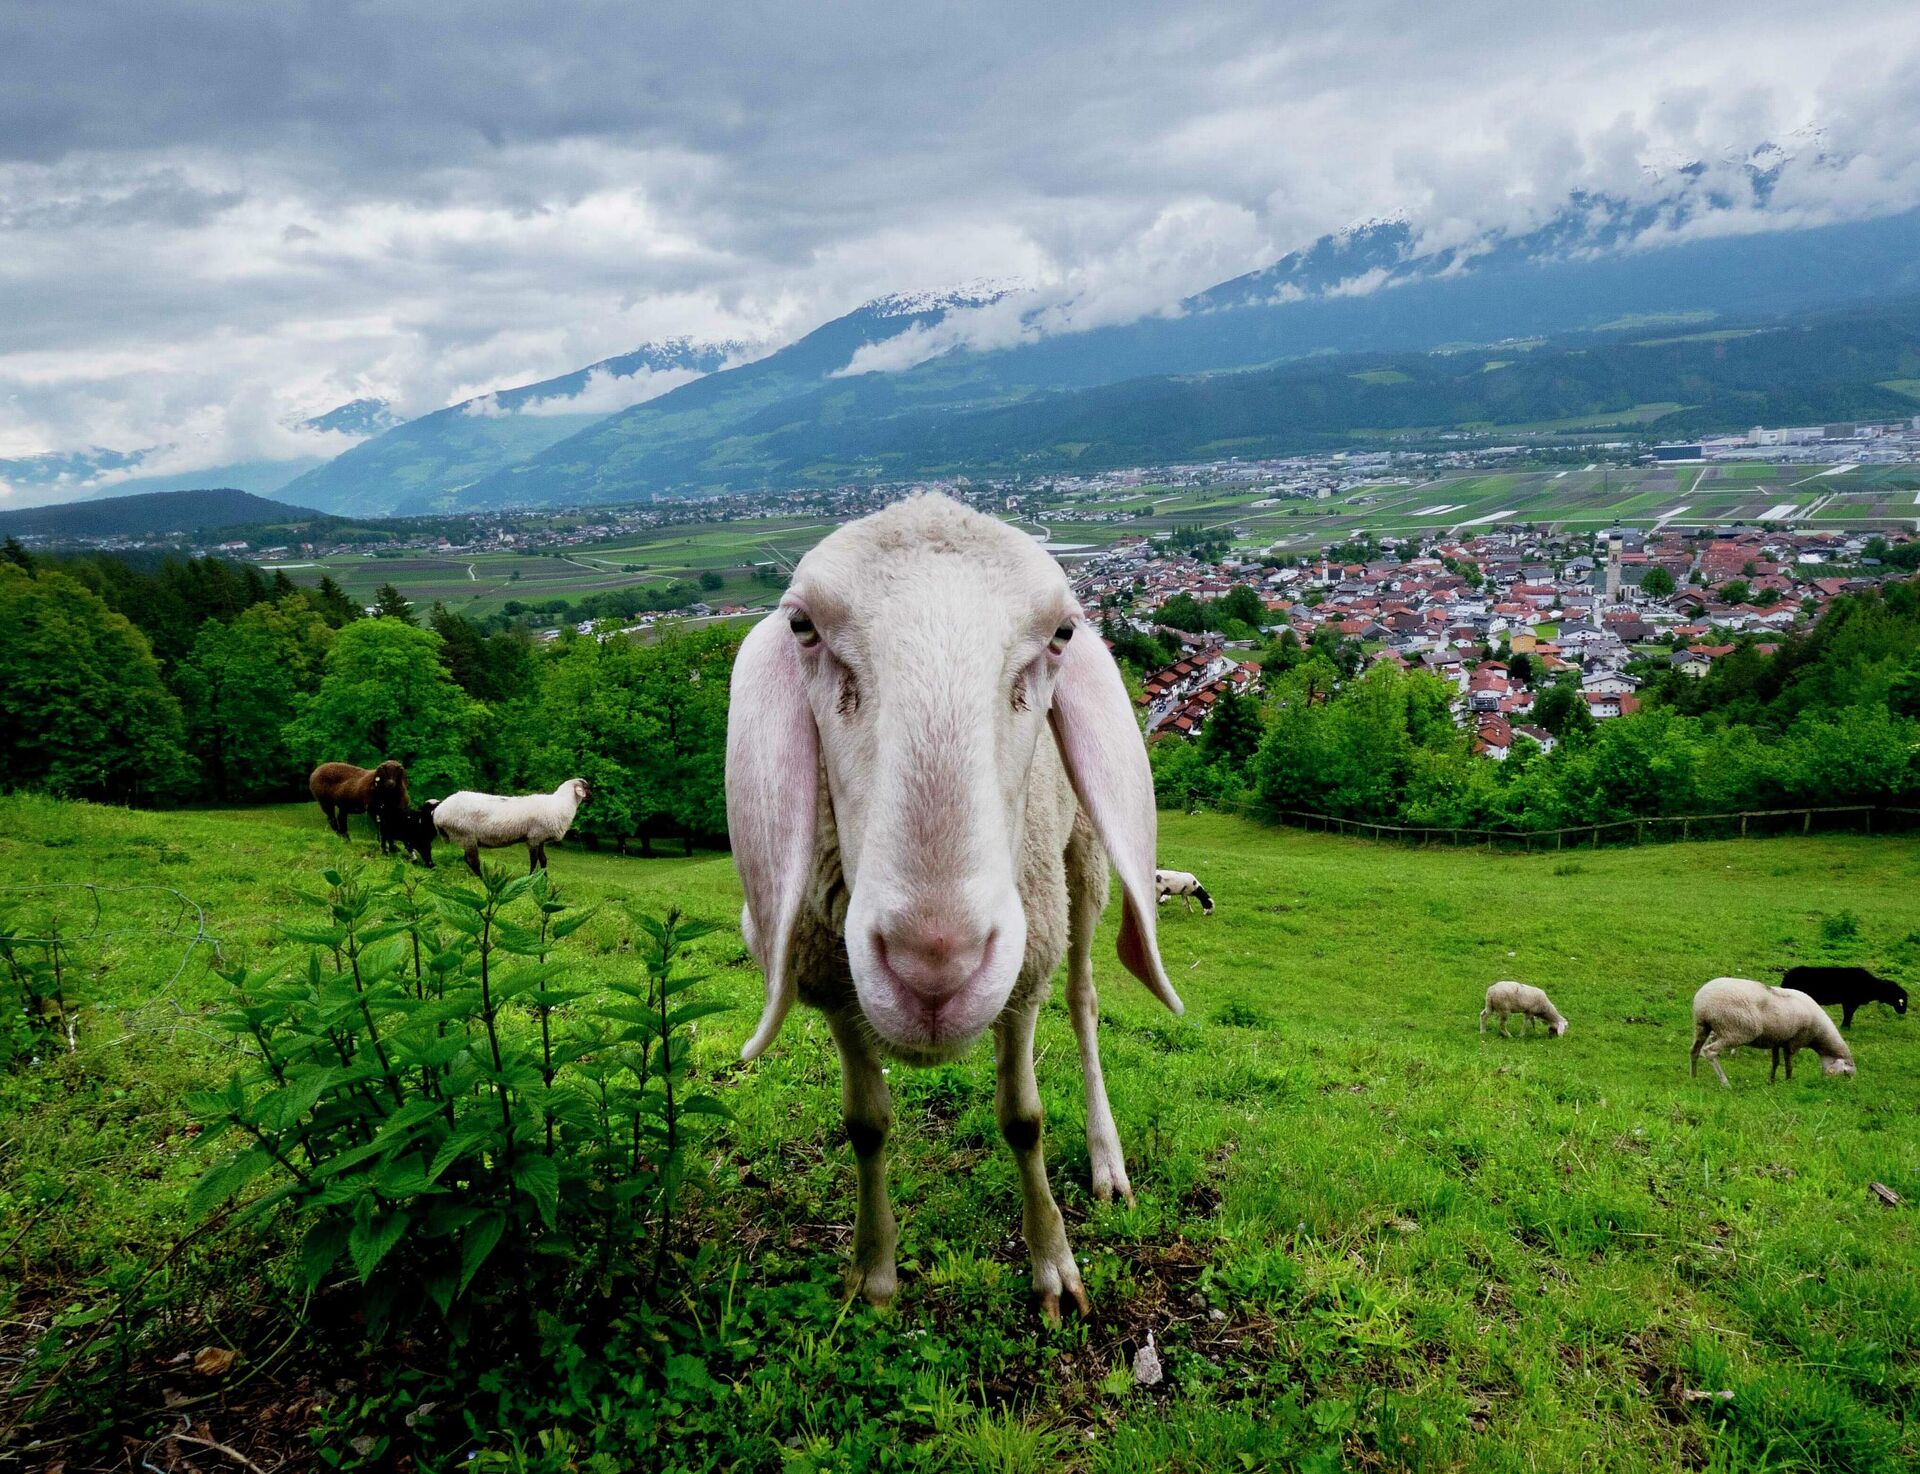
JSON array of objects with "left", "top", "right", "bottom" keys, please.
[{"left": 872, "top": 921, "right": 996, "bottom": 1003}]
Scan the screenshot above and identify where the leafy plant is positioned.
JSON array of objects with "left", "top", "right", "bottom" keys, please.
[
  {"left": 186, "top": 859, "right": 730, "bottom": 1326},
  {"left": 0, "top": 910, "right": 75, "bottom": 1065}
]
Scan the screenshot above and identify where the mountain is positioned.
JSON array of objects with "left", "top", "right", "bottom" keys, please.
[
  {"left": 805, "top": 299, "right": 1920, "bottom": 473},
  {"left": 279, "top": 339, "right": 746, "bottom": 516},
  {"left": 0, "top": 487, "right": 322, "bottom": 541},
  {"left": 455, "top": 205, "right": 1920, "bottom": 508},
  {"left": 302, "top": 398, "right": 400, "bottom": 436}
]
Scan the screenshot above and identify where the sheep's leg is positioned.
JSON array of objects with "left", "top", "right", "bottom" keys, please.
[
  {"left": 1499, "top": 1012, "right": 1511, "bottom": 1038},
  {"left": 1769, "top": 1046, "right": 1780, "bottom": 1082},
  {"left": 1691, "top": 1023, "right": 1709, "bottom": 1076},
  {"left": 995, "top": 1001, "right": 1087, "bottom": 1323},
  {"left": 826, "top": 1013, "right": 897, "bottom": 1308},
  {"left": 1841, "top": 1003, "right": 1857, "bottom": 1030},
  {"left": 527, "top": 844, "right": 541, "bottom": 874},
  {"left": 463, "top": 844, "right": 482, "bottom": 878},
  {"left": 1479, "top": 1007, "right": 1489, "bottom": 1035},
  {"left": 1701, "top": 1035, "right": 1732, "bottom": 1089},
  {"left": 1783, "top": 1047, "right": 1795, "bottom": 1081},
  {"left": 1066, "top": 868, "right": 1131, "bottom": 1206}
]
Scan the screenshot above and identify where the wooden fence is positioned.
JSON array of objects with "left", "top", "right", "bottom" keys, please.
[{"left": 1194, "top": 797, "right": 1920, "bottom": 851}]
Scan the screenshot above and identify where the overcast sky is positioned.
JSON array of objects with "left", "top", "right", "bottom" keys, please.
[{"left": 3, "top": 1, "right": 1919, "bottom": 480}]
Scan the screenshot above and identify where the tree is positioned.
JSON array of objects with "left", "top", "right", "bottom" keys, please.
[
  {"left": 1640, "top": 566, "right": 1676, "bottom": 600},
  {"left": 372, "top": 583, "right": 416, "bottom": 624},
  {"left": 1156, "top": 592, "right": 1206, "bottom": 633},
  {"left": 308, "top": 575, "right": 360, "bottom": 628},
  {"left": 285, "top": 618, "right": 478, "bottom": 791},
  {"left": 1718, "top": 580, "right": 1752, "bottom": 606},
  {"left": 698, "top": 570, "right": 724, "bottom": 592},
  {"left": 1213, "top": 585, "right": 1266, "bottom": 631},
  {"left": 1753, "top": 586, "right": 1782, "bottom": 608},
  {"left": 2, "top": 536, "right": 33, "bottom": 572},
  {"left": 178, "top": 595, "right": 336, "bottom": 799},
  {"left": 1532, "top": 680, "right": 1596, "bottom": 741},
  {"left": 0, "top": 564, "right": 191, "bottom": 801},
  {"left": 1507, "top": 651, "right": 1535, "bottom": 685},
  {"left": 1200, "top": 684, "right": 1263, "bottom": 766}
]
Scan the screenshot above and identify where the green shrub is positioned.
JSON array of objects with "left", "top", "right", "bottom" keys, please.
[
  {"left": 186, "top": 860, "right": 729, "bottom": 1326},
  {"left": 0, "top": 911, "right": 76, "bottom": 1066}
]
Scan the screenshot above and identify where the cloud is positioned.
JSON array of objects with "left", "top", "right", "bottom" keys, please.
[{"left": 2, "top": 3, "right": 1919, "bottom": 487}]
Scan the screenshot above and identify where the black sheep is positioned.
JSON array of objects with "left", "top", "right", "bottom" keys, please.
[
  {"left": 1779, "top": 965, "right": 1908, "bottom": 1029},
  {"left": 390, "top": 800, "right": 439, "bottom": 868}
]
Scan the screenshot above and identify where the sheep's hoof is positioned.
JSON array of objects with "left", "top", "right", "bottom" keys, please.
[
  {"left": 1035, "top": 1282, "right": 1092, "bottom": 1326},
  {"left": 1089, "top": 1146, "right": 1134, "bottom": 1209},
  {"left": 848, "top": 1263, "right": 897, "bottom": 1309}
]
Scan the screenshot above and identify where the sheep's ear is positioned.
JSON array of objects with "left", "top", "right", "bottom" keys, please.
[
  {"left": 726, "top": 611, "right": 820, "bottom": 1059},
  {"left": 1048, "top": 627, "right": 1183, "bottom": 1016}
]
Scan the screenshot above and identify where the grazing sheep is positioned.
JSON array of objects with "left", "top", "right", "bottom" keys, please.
[
  {"left": 725, "top": 493, "right": 1183, "bottom": 1322},
  {"left": 1480, "top": 981, "right": 1568, "bottom": 1037},
  {"left": 391, "top": 800, "right": 439, "bottom": 869},
  {"left": 309, "top": 761, "right": 410, "bottom": 852},
  {"left": 1691, "top": 977, "right": 1856, "bottom": 1088},
  {"left": 1154, "top": 868, "right": 1214, "bottom": 915},
  {"left": 432, "top": 779, "right": 590, "bottom": 876},
  {"left": 1779, "top": 965, "right": 1908, "bottom": 1029}
]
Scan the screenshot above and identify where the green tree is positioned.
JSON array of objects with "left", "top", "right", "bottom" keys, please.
[
  {"left": 1507, "top": 650, "right": 1535, "bottom": 685},
  {"left": 0, "top": 565, "right": 192, "bottom": 801},
  {"left": 1532, "top": 680, "right": 1596, "bottom": 741},
  {"left": 372, "top": 583, "right": 416, "bottom": 624},
  {"left": 1718, "top": 580, "right": 1753, "bottom": 606},
  {"left": 698, "top": 570, "right": 725, "bottom": 592},
  {"left": 2, "top": 536, "right": 33, "bottom": 572},
  {"left": 1640, "top": 565, "right": 1676, "bottom": 599},
  {"left": 1200, "top": 684, "right": 1263, "bottom": 766},
  {"left": 1156, "top": 592, "right": 1206, "bottom": 633},
  {"left": 1212, "top": 585, "right": 1266, "bottom": 631},
  {"left": 285, "top": 618, "right": 478, "bottom": 791},
  {"left": 178, "top": 595, "right": 336, "bottom": 799},
  {"left": 308, "top": 574, "right": 361, "bottom": 628}
]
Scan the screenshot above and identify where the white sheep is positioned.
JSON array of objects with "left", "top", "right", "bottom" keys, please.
[
  {"left": 432, "top": 778, "right": 591, "bottom": 876},
  {"left": 1480, "top": 981, "right": 1568, "bottom": 1037},
  {"left": 725, "top": 493, "right": 1183, "bottom": 1323},
  {"left": 1154, "top": 868, "right": 1214, "bottom": 915},
  {"left": 1690, "top": 976, "right": 1857, "bottom": 1088}
]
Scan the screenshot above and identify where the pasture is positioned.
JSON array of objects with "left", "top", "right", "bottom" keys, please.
[{"left": 2, "top": 797, "right": 1917, "bottom": 1470}]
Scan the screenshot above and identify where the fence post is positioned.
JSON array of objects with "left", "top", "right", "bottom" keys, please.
[
  {"left": 1556, "top": 830, "right": 1563, "bottom": 851},
  {"left": 1592, "top": 826, "right": 1600, "bottom": 849},
  {"left": 1803, "top": 809, "right": 1812, "bottom": 835},
  {"left": 1637, "top": 820, "right": 1645, "bottom": 845},
  {"left": 1741, "top": 813, "right": 1748, "bottom": 838},
  {"left": 1682, "top": 819, "right": 1690, "bottom": 842}
]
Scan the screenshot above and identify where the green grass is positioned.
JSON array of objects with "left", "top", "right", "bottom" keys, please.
[{"left": 3, "top": 798, "right": 1918, "bottom": 1469}]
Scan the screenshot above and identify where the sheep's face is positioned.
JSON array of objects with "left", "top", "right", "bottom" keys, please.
[
  {"left": 568, "top": 778, "right": 592, "bottom": 806},
  {"left": 1550, "top": 1018, "right": 1568, "bottom": 1037},
  {"left": 1822, "top": 1053, "right": 1856, "bottom": 1077},
  {"left": 780, "top": 523, "right": 1077, "bottom": 1059}
]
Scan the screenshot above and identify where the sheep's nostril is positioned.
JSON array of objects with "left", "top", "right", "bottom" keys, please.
[{"left": 874, "top": 923, "right": 995, "bottom": 1003}]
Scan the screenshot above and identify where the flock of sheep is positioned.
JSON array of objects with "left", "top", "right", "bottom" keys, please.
[
  {"left": 1472, "top": 967, "right": 1901, "bottom": 1087},
  {"left": 300, "top": 494, "right": 1904, "bottom": 1318},
  {"left": 307, "top": 759, "right": 590, "bottom": 876}
]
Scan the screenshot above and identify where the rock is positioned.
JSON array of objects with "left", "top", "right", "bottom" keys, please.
[{"left": 1131, "top": 1332, "right": 1164, "bottom": 1388}]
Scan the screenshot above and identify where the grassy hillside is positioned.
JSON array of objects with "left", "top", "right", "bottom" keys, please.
[{"left": 2, "top": 797, "right": 1916, "bottom": 1469}]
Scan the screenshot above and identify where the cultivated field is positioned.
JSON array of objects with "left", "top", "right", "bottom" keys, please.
[{"left": 3, "top": 797, "right": 1916, "bottom": 1468}]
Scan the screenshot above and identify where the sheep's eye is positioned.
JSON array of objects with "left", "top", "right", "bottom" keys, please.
[
  {"left": 1048, "top": 622, "right": 1075, "bottom": 654},
  {"left": 789, "top": 614, "right": 820, "bottom": 648}
]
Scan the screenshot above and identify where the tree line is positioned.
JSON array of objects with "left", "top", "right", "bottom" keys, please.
[{"left": 0, "top": 540, "right": 737, "bottom": 853}]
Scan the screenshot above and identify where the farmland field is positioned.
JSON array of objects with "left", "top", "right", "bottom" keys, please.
[{"left": 4, "top": 797, "right": 1917, "bottom": 1469}]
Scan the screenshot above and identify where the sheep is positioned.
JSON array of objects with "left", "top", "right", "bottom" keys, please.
[
  {"left": 1480, "top": 981, "right": 1568, "bottom": 1038},
  {"left": 1690, "top": 976, "right": 1857, "bottom": 1088},
  {"left": 725, "top": 493, "right": 1183, "bottom": 1322},
  {"left": 1154, "top": 868, "right": 1214, "bottom": 915},
  {"left": 309, "top": 761, "right": 410, "bottom": 853},
  {"left": 1778, "top": 965, "right": 1908, "bottom": 1029},
  {"left": 432, "top": 779, "right": 590, "bottom": 876},
  {"left": 391, "top": 800, "right": 439, "bottom": 869}
]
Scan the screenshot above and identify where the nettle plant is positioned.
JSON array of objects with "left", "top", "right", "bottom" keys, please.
[
  {"left": 188, "top": 862, "right": 729, "bottom": 1324},
  {"left": 0, "top": 910, "right": 75, "bottom": 1066}
]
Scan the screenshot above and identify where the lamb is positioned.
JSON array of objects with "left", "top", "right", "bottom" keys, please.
[
  {"left": 726, "top": 493, "right": 1183, "bottom": 1322},
  {"left": 391, "top": 800, "right": 439, "bottom": 869},
  {"left": 1778, "top": 965, "right": 1908, "bottom": 1029},
  {"left": 1690, "top": 976, "right": 1857, "bottom": 1088},
  {"left": 1480, "top": 981, "right": 1568, "bottom": 1037},
  {"left": 432, "top": 779, "right": 590, "bottom": 876},
  {"left": 309, "top": 761, "right": 410, "bottom": 853},
  {"left": 1154, "top": 868, "right": 1214, "bottom": 915}
]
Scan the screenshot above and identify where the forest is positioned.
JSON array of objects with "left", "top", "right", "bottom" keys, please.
[{"left": 0, "top": 540, "right": 735, "bottom": 853}]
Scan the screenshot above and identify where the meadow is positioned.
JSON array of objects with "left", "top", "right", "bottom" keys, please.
[{"left": 2, "top": 796, "right": 1917, "bottom": 1470}]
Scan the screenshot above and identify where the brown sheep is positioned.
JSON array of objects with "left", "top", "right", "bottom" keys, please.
[{"left": 310, "top": 761, "right": 411, "bottom": 853}]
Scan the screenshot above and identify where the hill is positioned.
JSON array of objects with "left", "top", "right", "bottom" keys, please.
[
  {"left": 3, "top": 795, "right": 1916, "bottom": 1467},
  {"left": 0, "top": 486, "right": 322, "bottom": 540}
]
